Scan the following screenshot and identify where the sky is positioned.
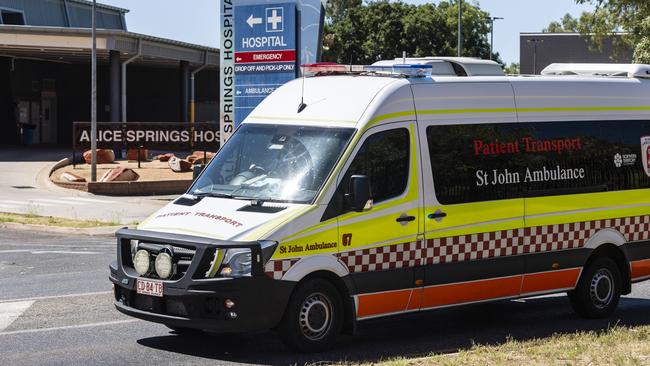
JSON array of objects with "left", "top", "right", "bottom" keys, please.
[{"left": 98, "top": 0, "right": 594, "bottom": 65}]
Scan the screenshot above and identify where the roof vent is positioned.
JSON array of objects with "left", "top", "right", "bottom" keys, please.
[{"left": 541, "top": 63, "right": 650, "bottom": 79}]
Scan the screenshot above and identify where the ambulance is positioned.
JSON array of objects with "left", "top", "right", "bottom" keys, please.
[{"left": 110, "top": 58, "right": 650, "bottom": 352}]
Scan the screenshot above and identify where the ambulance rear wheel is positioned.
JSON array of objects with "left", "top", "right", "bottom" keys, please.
[
  {"left": 568, "top": 256, "right": 621, "bottom": 319},
  {"left": 279, "top": 278, "right": 343, "bottom": 353}
]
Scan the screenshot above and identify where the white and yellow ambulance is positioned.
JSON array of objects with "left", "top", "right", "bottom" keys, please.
[{"left": 111, "top": 59, "right": 650, "bottom": 352}]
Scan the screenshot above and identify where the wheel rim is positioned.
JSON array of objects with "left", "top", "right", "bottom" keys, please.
[
  {"left": 590, "top": 268, "right": 614, "bottom": 309},
  {"left": 299, "top": 292, "right": 333, "bottom": 341}
]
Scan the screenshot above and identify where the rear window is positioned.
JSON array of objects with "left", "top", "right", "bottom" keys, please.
[{"left": 427, "top": 120, "right": 650, "bottom": 205}]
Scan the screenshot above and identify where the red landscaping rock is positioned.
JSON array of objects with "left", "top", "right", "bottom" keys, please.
[
  {"left": 153, "top": 153, "right": 175, "bottom": 162},
  {"left": 83, "top": 149, "right": 115, "bottom": 164},
  {"left": 127, "top": 149, "right": 149, "bottom": 161},
  {"left": 99, "top": 166, "right": 140, "bottom": 182},
  {"left": 169, "top": 157, "right": 192, "bottom": 172},
  {"left": 60, "top": 171, "right": 86, "bottom": 182}
]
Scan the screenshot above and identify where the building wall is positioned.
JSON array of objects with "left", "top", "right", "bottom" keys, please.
[
  {"left": 0, "top": 0, "right": 124, "bottom": 29},
  {"left": 2, "top": 59, "right": 218, "bottom": 146},
  {"left": 520, "top": 33, "right": 633, "bottom": 75}
]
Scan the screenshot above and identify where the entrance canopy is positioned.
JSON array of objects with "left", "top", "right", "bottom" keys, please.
[{"left": 0, "top": 25, "right": 219, "bottom": 67}]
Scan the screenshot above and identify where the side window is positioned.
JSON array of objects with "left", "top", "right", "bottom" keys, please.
[
  {"left": 427, "top": 120, "right": 650, "bottom": 205},
  {"left": 322, "top": 128, "right": 410, "bottom": 220}
]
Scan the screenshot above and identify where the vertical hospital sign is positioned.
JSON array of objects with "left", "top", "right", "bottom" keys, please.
[
  {"left": 220, "top": 0, "right": 235, "bottom": 144},
  {"left": 234, "top": 2, "right": 298, "bottom": 128}
]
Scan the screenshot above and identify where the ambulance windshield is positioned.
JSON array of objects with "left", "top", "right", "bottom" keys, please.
[{"left": 189, "top": 123, "right": 355, "bottom": 204}]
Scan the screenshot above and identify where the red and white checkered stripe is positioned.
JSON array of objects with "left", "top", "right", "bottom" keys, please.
[
  {"left": 344, "top": 215, "right": 650, "bottom": 272},
  {"left": 338, "top": 240, "right": 424, "bottom": 273},
  {"left": 264, "top": 259, "right": 299, "bottom": 280},
  {"left": 266, "top": 215, "right": 650, "bottom": 277}
]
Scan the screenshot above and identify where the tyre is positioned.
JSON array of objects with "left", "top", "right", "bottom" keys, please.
[
  {"left": 568, "top": 256, "right": 622, "bottom": 318},
  {"left": 279, "top": 278, "right": 344, "bottom": 353}
]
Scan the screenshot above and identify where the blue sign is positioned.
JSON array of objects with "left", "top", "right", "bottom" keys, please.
[{"left": 234, "top": 2, "right": 298, "bottom": 127}]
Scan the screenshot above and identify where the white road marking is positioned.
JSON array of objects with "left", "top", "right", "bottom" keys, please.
[
  {"left": 0, "top": 301, "right": 34, "bottom": 332},
  {"left": 0, "top": 291, "right": 113, "bottom": 304},
  {"left": 31, "top": 198, "right": 87, "bottom": 205},
  {"left": 0, "top": 200, "right": 54, "bottom": 207},
  {"left": 0, "top": 204, "right": 19, "bottom": 209},
  {"left": 0, "top": 250, "right": 104, "bottom": 255},
  {"left": 31, "top": 250, "right": 104, "bottom": 255},
  {"left": 0, "top": 319, "right": 139, "bottom": 336},
  {"left": 65, "top": 197, "right": 117, "bottom": 204}
]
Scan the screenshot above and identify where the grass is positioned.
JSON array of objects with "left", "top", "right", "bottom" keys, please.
[
  {"left": 352, "top": 325, "right": 650, "bottom": 366},
  {"left": 0, "top": 212, "right": 121, "bottom": 228}
]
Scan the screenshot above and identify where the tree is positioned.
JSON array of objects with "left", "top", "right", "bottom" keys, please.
[
  {"left": 575, "top": 0, "right": 650, "bottom": 62},
  {"left": 543, "top": 13, "right": 580, "bottom": 32},
  {"left": 322, "top": 0, "right": 501, "bottom": 64},
  {"left": 504, "top": 62, "right": 520, "bottom": 74}
]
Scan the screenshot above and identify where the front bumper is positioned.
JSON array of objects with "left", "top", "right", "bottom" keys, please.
[{"left": 110, "top": 228, "right": 294, "bottom": 333}]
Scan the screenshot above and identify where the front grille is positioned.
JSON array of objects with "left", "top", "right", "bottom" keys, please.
[{"left": 115, "top": 286, "right": 221, "bottom": 319}]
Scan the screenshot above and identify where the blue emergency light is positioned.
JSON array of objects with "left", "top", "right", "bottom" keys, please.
[{"left": 364, "top": 64, "right": 433, "bottom": 77}]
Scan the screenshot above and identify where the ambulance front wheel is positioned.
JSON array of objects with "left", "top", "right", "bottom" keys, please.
[
  {"left": 568, "top": 256, "right": 622, "bottom": 319},
  {"left": 279, "top": 278, "right": 344, "bottom": 353}
]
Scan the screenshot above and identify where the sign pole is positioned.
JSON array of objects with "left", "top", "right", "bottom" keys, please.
[
  {"left": 220, "top": 1, "right": 235, "bottom": 146},
  {"left": 457, "top": 0, "right": 463, "bottom": 57},
  {"left": 90, "top": 0, "right": 97, "bottom": 182}
]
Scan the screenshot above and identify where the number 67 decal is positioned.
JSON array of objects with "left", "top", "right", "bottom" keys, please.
[{"left": 342, "top": 233, "right": 352, "bottom": 247}]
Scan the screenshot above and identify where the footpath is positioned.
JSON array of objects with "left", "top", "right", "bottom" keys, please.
[{"left": 0, "top": 147, "right": 173, "bottom": 235}]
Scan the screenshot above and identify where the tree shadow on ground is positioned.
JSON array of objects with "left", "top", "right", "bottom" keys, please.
[{"left": 137, "top": 294, "right": 650, "bottom": 365}]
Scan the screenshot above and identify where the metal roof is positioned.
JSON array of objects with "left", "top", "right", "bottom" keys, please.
[
  {"left": 67, "top": 0, "right": 130, "bottom": 14},
  {"left": 0, "top": 25, "right": 219, "bottom": 67}
]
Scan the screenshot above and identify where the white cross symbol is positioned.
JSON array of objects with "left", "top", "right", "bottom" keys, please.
[{"left": 268, "top": 9, "right": 282, "bottom": 30}]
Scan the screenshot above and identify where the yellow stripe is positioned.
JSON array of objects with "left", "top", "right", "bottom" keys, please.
[
  {"left": 206, "top": 249, "right": 225, "bottom": 278},
  {"left": 241, "top": 205, "right": 315, "bottom": 241},
  {"left": 368, "top": 105, "right": 650, "bottom": 126},
  {"left": 525, "top": 189, "right": 650, "bottom": 228}
]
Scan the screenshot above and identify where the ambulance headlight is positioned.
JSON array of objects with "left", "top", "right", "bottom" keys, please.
[
  {"left": 220, "top": 249, "right": 252, "bottom": 277},
  {"left": 133, "top": 249, "right": 150, "bottom": 276},
  {"left": 155, "top": 252, "right": 174, "bottom": 279}
]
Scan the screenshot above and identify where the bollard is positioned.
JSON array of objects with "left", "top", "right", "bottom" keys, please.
[
  {"left": 193, "top": 164, "right": 205, "bottom": 181},
  {"left": 137, "top": 145, "right": 142, "bottom": 169}
]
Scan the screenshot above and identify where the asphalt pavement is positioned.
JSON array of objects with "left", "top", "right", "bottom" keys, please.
[
  {"left": 2, "top": 228, "right": 650, "bottom": 366},
  {"left": 0, "top": 147, "right": 171, "bottom": 224}
]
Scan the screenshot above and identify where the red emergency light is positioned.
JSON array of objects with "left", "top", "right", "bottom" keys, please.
[{"left": 300, "top": 62, "right": 350, "bottom": 75}]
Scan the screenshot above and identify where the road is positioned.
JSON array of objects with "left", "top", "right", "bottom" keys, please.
[
  {"left": 1, "top": 229, "right": 650, "bottom": 365},
  {"left": 0, "top": 148, "right": 170, "bottom": 224}
]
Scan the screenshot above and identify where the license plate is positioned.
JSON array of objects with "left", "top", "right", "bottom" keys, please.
[{"left": 136, "top": 278, "right": 163, "bottom": 297}]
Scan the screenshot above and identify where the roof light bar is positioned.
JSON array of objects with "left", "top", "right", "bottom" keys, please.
[
  {"left": 301, "top": 63, "right": 350, "bottom": 75},
  {"left": 364, "top": 64, "right": 433, "bottom": 77}
]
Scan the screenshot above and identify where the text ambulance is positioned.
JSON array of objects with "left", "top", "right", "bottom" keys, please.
[{"left": 110, "top": 59, "right": 650, "bottom": 352}]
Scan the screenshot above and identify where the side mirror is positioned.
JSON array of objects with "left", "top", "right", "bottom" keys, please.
[{"left": 346, "top": 175, "right": 372, "bottom": 212}]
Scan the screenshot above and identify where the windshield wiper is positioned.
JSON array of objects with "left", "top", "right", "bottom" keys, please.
[{"left": 189, "top": 191, "right": 235, "bottom": 200}]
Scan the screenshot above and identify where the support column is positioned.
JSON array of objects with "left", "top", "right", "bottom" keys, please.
[
  {"left": 109, "top": 50, "right": 120, "bottom": 122},
  {"left": 180, "top": 60, "right": 190, "bottom": 123}
]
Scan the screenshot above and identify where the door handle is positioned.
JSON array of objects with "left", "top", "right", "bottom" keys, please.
[
  {"left": 395, "top": 215, "right": 416, "bottom": 223},
  {"left": 428, "top": 211, "right": 447, "bottom": 220}
]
